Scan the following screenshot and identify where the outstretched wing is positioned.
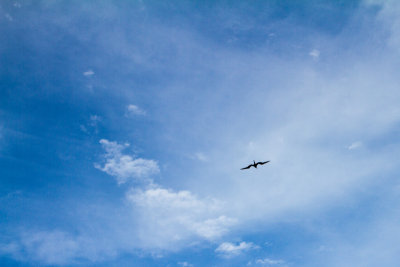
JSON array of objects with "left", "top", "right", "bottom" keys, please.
[
  {"left": 240, "top": 164, "right": 252, "bottom": 170},
  {"left": 257, "top": 160, "right": 270, "bottom": 165}
]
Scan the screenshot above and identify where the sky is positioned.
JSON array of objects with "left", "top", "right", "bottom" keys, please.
[{"left": 1, "top": 0, "right": 400, "bottom": 266}]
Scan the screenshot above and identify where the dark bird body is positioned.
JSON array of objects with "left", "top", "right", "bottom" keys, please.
[{"left": 241, "top": 160, "right": 270, "bottom": 170}]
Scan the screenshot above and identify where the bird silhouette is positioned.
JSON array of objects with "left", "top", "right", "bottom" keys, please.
[{"left": 241, "top": 160, "right": 270, "bottom": 170}]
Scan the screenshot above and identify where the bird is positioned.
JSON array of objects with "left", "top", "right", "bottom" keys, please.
[{"left": 241, "top": 160, "right": 270, "bottom": 170}]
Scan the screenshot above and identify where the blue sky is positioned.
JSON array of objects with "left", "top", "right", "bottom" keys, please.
[{"left": 1, "top": 0, "right": 400, "bottom": 266}]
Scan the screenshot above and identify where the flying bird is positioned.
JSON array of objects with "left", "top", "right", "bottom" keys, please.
[{"left": 241, "top": 160, "right": 270, "bottom": 170}]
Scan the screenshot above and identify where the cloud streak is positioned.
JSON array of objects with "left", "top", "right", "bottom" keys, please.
[
  {"left": 83, "top": 70, "right": 94, "bottom": 76},
  {"left": 309, "top": 49, "right": 320, "bottom": 60},
  {"left": 348, "top": 141, "right": 362, "bottom": 150}
]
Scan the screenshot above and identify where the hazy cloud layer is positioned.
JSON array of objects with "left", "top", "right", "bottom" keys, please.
[
  {"left": 1, "top": 1, "right": 400, "bottom": 266},
  {"left": 0, "top": 231, "right": 116, "bottom": 265}
]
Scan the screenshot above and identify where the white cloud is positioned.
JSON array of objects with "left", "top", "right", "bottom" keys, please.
[
  {"left": 126, "top": 104, "right": 146, "bottom": 116},
  {"left": 94, "top": 139, "right": 235, "bottom": 251},
  {"left": 89, "top": 114, "right": 102, "bottom": 127},
  {"left": 95, "top": 139, "right": 159, "bottom": 184},
  {"left": 309, "top": 49, "right": 320, "bottom": 59},
  {"left": 348, "top": 141, "right": 363, "bottom": 150},
  {"left": 194, "top": 152, "right": 208, "bottom": 162},
  {"left": 5, "top": 14, "right": 13, "bottom": 21},
  {"left": 83, "top": 70, "right": 95, "bottom": 76},
  {"left": 215, "top": 241, "right": 258, "bottom": 257},
  {"left": 255, "top": 258, "right": 285, "bottom": 265},
  {"left": 80, "top": 125, "right": 88, "bottom": 133},
  {"left": 80, "top": 115, "right": 102, "bottom": 134},
  {"left": 90, "top": 114, "right": 101, "bottom": 123},
  {"left": 127, "top": 187, "right": 236, "bottom": 249},
  {"left": 178, "top": 261, "right": 194, "bottom": 267}
]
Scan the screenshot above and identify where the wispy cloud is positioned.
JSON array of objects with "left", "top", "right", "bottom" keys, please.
[
  {"left": 89, "top": 115, "right": 102, "bottom": 126},
  {"left": 254, "top": 258, "right": 285, "bottom": 266},
  {"left": 95, "top": 139, "right": 159, "bottom": 184},
  {"left": 194, "top": 152, "right": 208, "bottom": 162},
  {"left": 348, "top": 141, "right": 362, "bottom": 150},
  {"left": 126, "top": 104, "right": 146, "bottom": 116},
  {"left": 369, "top": 0, "right": 400, "bottom": 54},
  {"left": 1, "top": 231, "right": 94, "bottom": 265},
  {"left": 309, "top": 49, "right": 320, "bottom": 60},
  {"left": 83, "top": 70, "right": 94, "bottom": 76},
  {"left": 216, "top": 241, "right": 258, "bottom": 257},
  {"left": 80, "top": 115, "right": 102, "bottom": 134},
  {"left": 5, "top": 13, "right": 14, "bottom": 22},
  {"left": 178, "top": 261, "right": 194, "bottom": 267}
]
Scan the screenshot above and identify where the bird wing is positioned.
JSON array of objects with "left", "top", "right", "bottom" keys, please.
[
  {"left": 257, "top": 161, "right": 270, "bottom": 165},
  {"left": 240, "top": 164, "right": 252, "bottom": 170}
]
